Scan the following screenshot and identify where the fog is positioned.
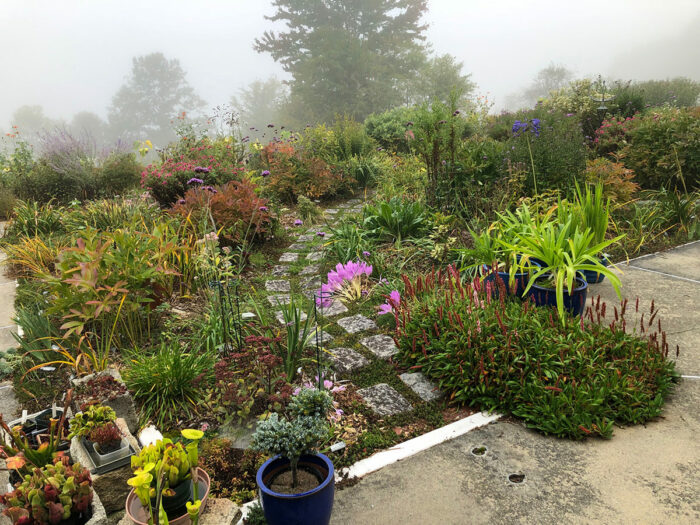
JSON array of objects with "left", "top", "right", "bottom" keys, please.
[{"left": 1, "top": 0, "right": 698, "bottom": 141}]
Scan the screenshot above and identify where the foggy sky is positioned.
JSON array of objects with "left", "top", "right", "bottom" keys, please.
[{"left": 1, "top": 0, "right": 698, "bottom": 127}]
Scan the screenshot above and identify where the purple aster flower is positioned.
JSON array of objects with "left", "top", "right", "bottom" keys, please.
[
  {"left": 194, "top": 166, "right": 211, "bottom": 174},
  {"left": 259, "top": 206, "right": 268, "bottom": 212},
  {"left": 261, "top": 170, "right": 270, "bottom": 177},
  {"left": 294, "top": 219, "right": 303, "bottom": 226},
  {"left": 187, "top": 177, "right": 204, "bottom": 185}
]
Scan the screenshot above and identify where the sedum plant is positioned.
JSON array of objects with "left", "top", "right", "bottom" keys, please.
[
  {"left": 251, "top": 389, "right": 332, "bottom": 488},
  {"left": 0, "top": 456, "right": 93, "bottom": 525}
]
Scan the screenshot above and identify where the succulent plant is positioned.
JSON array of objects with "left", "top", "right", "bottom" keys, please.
[{"left": 0, "top": 456, "right": 93, "bottom": 525}]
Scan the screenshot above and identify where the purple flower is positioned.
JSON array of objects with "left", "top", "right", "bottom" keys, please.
[
  {"left": 202, "top": 185, "right": 217, "bottom": 193},
  {"left": 294, "top": 219, "right": 303, "bottom": 226},
  {"left": 316, "top": 261, "right": 373, "bottom": 306},
  {"left": 267, "top": 123, "right": 275, "bottom": 128},
  {"left": 187, "top": 177, "right": 204, "bottom": 185},
  {"left": 194, "top": 166, "right": 210, "bottom": 174},
  {"left": 512, "top": 120, "right": 527, "bottom": 135},
  {"left": 453, "top": 110, "right": 461, "bottom": 116},
  {"left": 566, "top": 113, "right": 574, "bottom": 117},
  {"left": 530, "top": 118, "right": 541, "bottom": 137},
  {"left": 362, "top": 251, "right": 371, "bottom": 258},
  {"left": 177, "top": 199, "right": 186, "bottom": 205},
  {"left": 405, "top": 121, "right": 414, "bottom": 127},
  {"left": 438, "top": 119, "right": 447, "bottom": 125},
  {"left": 261, "top": 170, "right": 270, "bottom": 177},
  {"left": 259, "top": 206, "right": 268, "bottom": 212},
  {"left": 317, "top": 231, "right": 325, "bottom": 237}
]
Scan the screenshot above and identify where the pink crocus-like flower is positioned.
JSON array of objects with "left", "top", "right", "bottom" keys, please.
[
  {"left": 294, "top": 219, "right": 303, "bottom": 226},
  {"left": 378, "top": 290, "right": 401, "bottom": 315}
]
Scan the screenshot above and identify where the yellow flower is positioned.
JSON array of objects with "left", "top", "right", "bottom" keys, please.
[{"left": 145, "top": 140, "right": 153, "bottom": 148}]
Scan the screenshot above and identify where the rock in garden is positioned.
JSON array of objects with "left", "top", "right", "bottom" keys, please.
[
  {"left": 301, "top": 276, "right": 323, "bottom": 290},
  {"left": 267, "top": 294, "right": 291, "bottom": 306},
  {"left": 271, "top": 265, "right": 290, "bottom": 276},
  {"left": 357, "top": 383, "right": 412, "bottom": 416},
  {"left": 279, "top": 252, "right": 299, "bottom": 263},
  {"left": 329, "top": 347, "right": 370, "bottom": 374},
  {"left": 287, "top": 242, "right": 307, "bottom": 251},
  {"left": 399, "top": 372, "right": 443, "bottom": 402},
  {"left": 299, "top": 264, "right": 321, "bottom": 276},
  {"left": 337, "top": 314, "right": 377, "bottom": 334},
  {"left": 265, "top": 280, "right": 291, "bottom": 292},
  {"left": 297, "top": 234, "right": 315, "bottom": 242},
  {"left": 275, "top": 310, "right": 307, "bottom": 325},
  {"left": 360, "top": 334, "right": 398, "bottom": 358},
  {"left": 306, "top": 252, "right": 324, "bottom": 261}
]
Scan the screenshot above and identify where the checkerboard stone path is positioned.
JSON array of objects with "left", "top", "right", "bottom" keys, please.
[
  {"left": 329, "top": 347, "right": 369, "bottom": 374},
  {"left": 357, "top": 384, "right": 412, "bottom": 416},
  {"left": 337, "top": 314, "right": 377, "bottom": 334},
  {"left": 265, "top": 280, "right": 291, "bottom": 292},
  {"left": 360, "top": 334, "right": 398, "bottom": 358}
]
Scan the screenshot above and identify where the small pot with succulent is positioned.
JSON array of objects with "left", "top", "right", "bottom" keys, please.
[
  {"left": 68, "top": 404, "right": 130, "bottom": 467},
  {"left": 125, "top": 429, "right": 208, "bottom": 525},
  {"left": 0, "top": 456, "right": 95, "bottom": 525},
  {"left": 251, "top": 388, "right": 335, "bottom": 525}
]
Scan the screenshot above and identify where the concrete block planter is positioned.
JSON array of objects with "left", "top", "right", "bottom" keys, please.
[{"left": 71, "top": 368, "right": 139, "bottom": 434}]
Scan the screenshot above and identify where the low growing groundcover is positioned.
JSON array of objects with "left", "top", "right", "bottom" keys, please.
[{"left": 394, "top": 267, "right": 679, "bottom": 439}]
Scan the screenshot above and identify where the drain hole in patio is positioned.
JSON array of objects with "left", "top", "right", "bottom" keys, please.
[
  {"left": 508, "top": 473, "right": 526, "bottom": 484},
  {"left": 471, "top": 446, "right": 488, "bottom": 456}
]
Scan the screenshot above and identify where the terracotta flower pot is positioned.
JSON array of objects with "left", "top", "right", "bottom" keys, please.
[{"left": 124, "top": 468, "right": 211, "bottom": 525}]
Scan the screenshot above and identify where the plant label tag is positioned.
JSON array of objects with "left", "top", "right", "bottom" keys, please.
[
  {"left": 21, "top": 410, "right": 27, "bottom": 424},
  {"left": 330, "top": 441, "right": 346, "bottom": 452},
  {"left": 52, "top": 403, "right": 57, "bottom": 418},
  {"left": 41, "top": 366, "right": 56, "bottom": 372}
]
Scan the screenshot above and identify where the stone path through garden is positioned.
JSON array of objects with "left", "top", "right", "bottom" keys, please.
[{"left": 0, "top": 221, "right": 20, "bottom": 418}]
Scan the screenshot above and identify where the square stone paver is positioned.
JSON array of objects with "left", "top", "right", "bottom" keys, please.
[
  {"left": 301, "top": 276, "right": 323, "bottom": 290},
  {"left": 337, "top": 314, "right": 377, "bottom": 334},
  {"left": 271, "top": 265, "right": 290, "bottom": 277},
  {"left": 330, "top": 347, "right": 370, "bottom": 374},
  {"left": 306, "top": 252, "right": 324, "bottom": 262},
  {"left": 360, "top": 334, "right": 398, "bottom": 358},
  {"left": 357, "top": 383, "right": 412, "bottom": 416},
  {"left": 299, "top": 264, "right": 321, "bottom": 276},
  {"left": 399, "top": 372, "right": 442, "bottom": 402},
  {"left": 266, "top": 294, "right": 291, "bottom": 306},
  {"left": 297, "top": 234, "right": 315, "bottom": 242},
  {"left": 322, "top": 300, "right": 349, "bottom": 317},
  {"left": 304, "top": 328, "right": 333, "bottom": 346},
  {"left": 279, "top": 253, "right": 299, "bottom": 263},
  {"left": 324, "top": 209, "right": 339, "bottom": 215},
  {"left": 287, "top": 243, "right": 307, "bottom": 251},
  {"left": 265, "top": 280, "right": 291, "bottom": 292},
  {"left": 275, "top": 310, "right": 307, "bottom": 325}
]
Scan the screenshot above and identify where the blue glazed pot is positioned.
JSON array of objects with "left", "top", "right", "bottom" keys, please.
[
  {"left": 257, "top": 453, "right": 335, "bottom": 525},
  {"left": 527, "top": 275, "right": 589, "bottom": 317},
  {"left": 580, "top": 256, "right": 610, "bottom": 284},
  {"left": 481, "top": 257, "right": 541, "bottom": 299}
]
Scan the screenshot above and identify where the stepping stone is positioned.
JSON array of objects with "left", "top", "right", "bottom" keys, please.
[
  {"left": 271, "top": 265, "right": 290, "bottom": 276},
  {"left": 348, "top": 207, "right": 362, "bottom": 213},
  {"left": 297, "top": 234, "right": 315, "bottom": 242},
  {"left": 399, "top": 372, "right": 443, "bottom": 402},
  {"left": 300, "top": 264, "right": 321, "bottom": 276},
  {"left": 304, "top": 328, "right": 333, "bottom": 346},
  {"left": 337, "top": 314, "right": 377, "bottom": 334},
  {"left": 346, "top": 199, "right": 362, "bottom": 205},
  {"left": 324, "top": 209, "right": 339, "bottom": 215},
  {"left": 357, "top": 383, "right": 412, "bottom": 417},
  {"left": 306, "top": 252, "right": 324, "bottom": 261},
  {"left": 287, "top": 243, "right": 307, "bottom": 251},
  {"left": 360, "top": 334, "right": 398, "bottom": 358},
  {"left": 265, "top": 280, "right": 291, "bottom": 292},
  {"left": 301, "top": 276, "right": 323, "bottom": 290},
  {"left": 275, "top": 310, "right": 307, "bottom": 325},
  {"left": 329, "top": 347, "right": 369, "bottom": 374},
  {"left": 266, "top": 294, "right": 291, "bottom": 306},
  {"left": 322, "top": 300, "right": 348, "bottom": 317},
  {"left": 279, "top": 253, "right": 299, "bottom": 263}
]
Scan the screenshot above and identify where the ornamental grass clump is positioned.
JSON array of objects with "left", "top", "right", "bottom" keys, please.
[{"left": 394, "top": 266, "right": 678, "bottom": 439}]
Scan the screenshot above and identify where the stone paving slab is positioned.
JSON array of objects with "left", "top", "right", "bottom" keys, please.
[
  {"left": 270, "top": 265, "right": 290, "bottom": 277},
  {"left": 306, "top": 252, "right": 324, "bottom": 261},
  {"left": 265, "top": 280, "right": 291, "bottom": 292},
  {"left": 357, "top": 383, "right": 412, "bottom": 417},
  {"left": 275, "top": 310, "right": 307, "bottom": 325},
  {"left": 399, "top": 372, "right": 442, "bottom": 402},
  {"left": 301, "top": 276, "right": 323, "bottom": 290},
  {"left": 360, "top": 334, "right": 398, "bottom": 358},
  {"left": 299, "top": 264, "right": 321, "bottom": 276},
  {"left": 287, "top": 243, "right": 308, "bottom": 251},
  {"left": 323, "top": 300, "right": 349, "bottom": 317},
  {"left": 305, "top": 328, "right": 333, "bottom": 346},
  {"left": 0, "top": 326, "right": 17, "bottom": 352},
  {"left": 324, "top": 208, "right": 339, "bottom": 215},
  {"left": 337, "top": 314, "right": 377, "bottom": 334},
  {"left": 329, "top": 347, "right": 369, "bottom": 374},
  {"left": 297, "top": 234, "right": 315, "bottom": 242},
  {"left": 279, "top": 252, "right": 299, "bottom": 263},
  {"left": 266, "top": 294, "right": 291, "bottom": 306}
]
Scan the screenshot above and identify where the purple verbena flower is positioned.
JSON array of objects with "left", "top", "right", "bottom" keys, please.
[
  {"left": 187, "top": 177, "right": 204, "bottom": 185},
  {"left": 194, "top": 166, "right": 210, "bottom": 174},
  {"left": 261, "top": 170, "right": 270, "bottom": 177},
  {"left": 259, "top": 206, "right": 268, "bottom": 212}
]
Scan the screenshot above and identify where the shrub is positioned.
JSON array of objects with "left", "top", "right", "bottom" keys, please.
[
  {"left": 539, "top": 78, "right": 602, "bottom": 139},
  {"left": 395, "top": 267, "right": 678, "bottom": 439},
  {"left": 123, "top": 341, "right": 215, "bottom": 428},
  {"left": 19, "top": 159, "right": 96, "bottom": 204},
  {"left": 0, "top": 189, "right": 15, "bottom": 220},
  {"left": 364, "top": 106, "right": 418, "bottom": 153},
  {"left": 363, "top": 197, "right": 429, "bottom": 246},
  {"left": 63, "top": 195, "right": 162, "bottom": 233},
  {"left": 374, "top": 154, "right": 427, "bottom": 201},
  {"left": 95, "top": 151, "right": 141, "bottom": 196},
  {"left": 295, "top": 195, "right": 323, "bottom": 223},
  {"left": 634, "top": 77, "right": 700, "bottom": 108},
  {"left": 503, "top": 109, "right": 587, "bottom": 194},
  {"left": 170, "top": 180, "right": 273, "bottom": 245},
  {"left": 583, "top": 158, "right": 639, "bottom": 203}
]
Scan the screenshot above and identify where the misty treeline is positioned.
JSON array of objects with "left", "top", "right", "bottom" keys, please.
[{"left": 3, "top": 0, "right": 699, "bottom": 152}]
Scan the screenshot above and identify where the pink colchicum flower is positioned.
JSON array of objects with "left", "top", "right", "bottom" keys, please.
[
  {"left": 316, "top": 260, "right": 373, "bottom": 307},
  {"left": 294, "top": 219, "right": 303, "bottom": 226},
  {"left": 377, "top": 290, "right": 401, "bottom": 315}
]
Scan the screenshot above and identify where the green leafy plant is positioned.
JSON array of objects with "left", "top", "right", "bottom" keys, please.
[
  {"left": 295, "top": 195, "right": 323, "bottom": 223},
  {"left": 123, "top": 342, "right": 215, "bottom": 428},
  {"left": 67, "top": 404, "right": 117, "bottom": 441},
  {"left": 395, "top": 266, "right": 678, "bottom": 439},
  {"left": 363, "top": 197, "right": 428, "bottom": 247}
]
